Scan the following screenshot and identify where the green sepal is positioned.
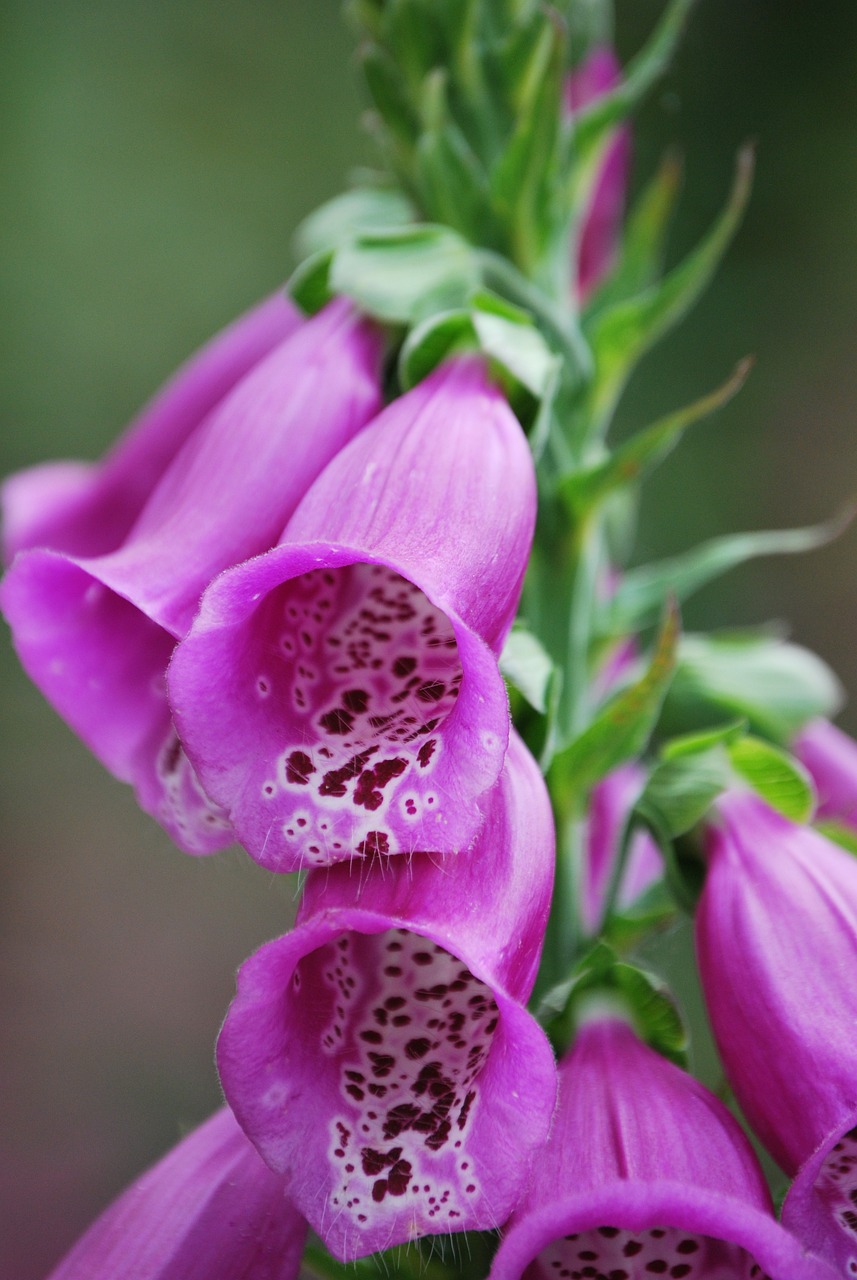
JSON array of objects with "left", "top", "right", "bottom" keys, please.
[
  {"left": 585, "top": 150, "right": 683, "bottom": 319},
  {"left": 551, "top": 600, "right": 679, "bottom": 790},
  {"left": 500, "top": 620, "right": 556, "bottom": 714},
  {"left": 537, "top": 941, "right": 688, "bottom": 1066},
  {"left": 330, "top": 224, "right": 480, "bottom": 324},
  {"left": 398, "top": 288, "right": 559, "bottom": 396},
  {"left": 293, "top": 187, "right": 415, "bottom": 260},
  {"left": 583, "top": 145, "right": 754, "bottom": 437},
  {"left": 560, "top": 358, "right": 751, "bottom": 521},
  {"left": 659, "top": 632, "right": 843, "bottom": 745},
  {"left": 601, "top": 509, "right": 853, "bottom": 637},
  {"left": 288, "top": 249, "right": 335, "bottom": 315},
  {"left": 636, "top": 722, "right": 743, "bottom": 841},
  {"left": 727, "top": 736, "right": 816, "bottom": 823}
]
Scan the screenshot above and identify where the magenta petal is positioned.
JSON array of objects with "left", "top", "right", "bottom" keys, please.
[
  {"left": 169, "top": 356, "right": 536, "bottom": 869},
  {"left": 491, "top": 1018, "right": 835, "bottom": 1280},
  {"left": 217, "top": 732, "right": 557, "bottom": 1260},
  {"left": 567, "top": 47, "right": 631, "bottom": 302},
  {"left": 1, "top": 300, "right": 383, "bottom": 853},
  {"left": 697, "top": 790, "right": 857, "bottom": 1269},
  {"left": 794, "top": 717, "right": 857, "bottom": 830},
  {"left": 48, "top": 1108, "right": 307, "bottom": 1280},
  {"left": 2, "top": 290, "right": 301, "bottom": 564}
]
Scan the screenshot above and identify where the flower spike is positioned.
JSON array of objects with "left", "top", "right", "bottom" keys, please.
[
  {"left": 169, "top": 354, "right": 537, "bottom": 870},
  {"left": 217, "top": 730, "right": 557, "bottom": 1261},
  {"left": 2, "top": 289, "right": 300, "bottom": 564},
  {"left": 697, "top": 789, "right": 857, "bottom": 1273},
  {"left": 47, "top": 1108, "right": 306, "bottom": 1280},
  {"left": 490, "top": 1016, "right": 835, "bottom": 1280},
  {"left": 1, "top": 299, "right": 383, "bottom": 853}
]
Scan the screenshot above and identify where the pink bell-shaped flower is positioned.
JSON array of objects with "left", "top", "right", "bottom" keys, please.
[
  {"left": 1, "top": 299, "right": 384, "bottom": 854},
  {"left": 169, "top": 354, "right": 537, "bottom": 871},
  {"left": 697, "top": 789, "right": 857, "bottom": 1273},
  {"left": 217, "top": 731, "right": 557, "bottom": 1261},
  {"left": 490, "top": 1014, "right": 835, "bottom": 1280},
  {"left": 47, "top": 1108, "right": 307, "bottom": 1280}
]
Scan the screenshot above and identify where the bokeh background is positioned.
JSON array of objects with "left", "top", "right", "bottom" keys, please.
[{"left": 2, "top": 1, "right": 857, "bottom": 1275}]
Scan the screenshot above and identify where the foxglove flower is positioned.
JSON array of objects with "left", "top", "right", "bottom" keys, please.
[
  {"left": 169, "top": 354, "right": 536, "bottom": 871},
  {"left": 581, "top": 762, "right": 663, "bottom": 936},
  {"left": 697, "top": 790, "right": 857, "bottom": 1273},
  {"left": 794, "top": 717, "right": 857, "bottom": 831},
  {"left": 1, "top": 299, "right": 383, "bottom": 853},
  {"left": 3, "top": 289, "right": 300, "bottom": 564},
  {"left": 47, "top": 1108, "right": 306, "bottom": 1280},
  {"left": 217, "top": 730, "right": 557, "bottom": 1261},
  {"left": 568, "top": 46, "right": 632, "bottom": 303},
  {"left": 490, "top": 1015, "right": 834, "bottom": 1280}
]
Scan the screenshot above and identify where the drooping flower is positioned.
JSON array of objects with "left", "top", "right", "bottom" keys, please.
[
  {"left": 2, "top": 289, "right": 300, "bottom": 564},
  {"left": 794, "top": 717, "right": 857, "bottom": 831},
  {"left": 217, "top": 730, "right": 557, "bottom": 1261},
  {"left": 567, "top": 46, "right": 632, "bottom": 303},
  {"left": 47, "top": 1108, "right": 307, "bottom": 1280},
  {"left": 581, "top": 762, "right": 663, "bottom": 936},
  {"left": 696, "top": 789, "right": 857, "bottom": 1273},
  {"left": 490, "top": 1014, "right": 835, "bottom": 1280},
  {"left": 169, "top": 354, "right": 536, "bottom": 871},
  {"left": 1, "top": 299, "right": 383, "bottom": 853}
]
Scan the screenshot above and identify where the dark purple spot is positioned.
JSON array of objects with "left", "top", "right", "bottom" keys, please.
[
  {"left": 417, "top": 738, "right": 437, "bottom": 768},
  {"left": 320, "top": 708, "right": 354, "bottom": 735},
  {"left": 343, "top": 689, "right": 369, "bottom": 713},
  {"left": 392, "top": 656, "right": 417, "bottom": 677},
  {"left": 285, "top": 750, "right": 315, "bottom": 785},
  {"left": 357, "top": 830, "right": 390, "bottom": 856}
]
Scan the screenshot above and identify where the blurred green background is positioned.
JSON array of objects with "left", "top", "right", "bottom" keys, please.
[{"left": 2, "top": 1, "right": 857, "bottom": 1275}]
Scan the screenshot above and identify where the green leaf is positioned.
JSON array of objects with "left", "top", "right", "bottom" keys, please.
[
  {"left": 500, "top": 622, "right": 555, "bottom": 714},
  {"left": 584, "top": 146, "right": 754, "bottom": 434},
  {"left": 359, "top": 41, "right": 421, "bottom": 157},
  {"left": 538, "top": 941, "right": 688, "bottom": 1065},
  {"left": 585, "top": 150, "right": 683, "bottom": 318},
  {"left": 330, "top": 224, "right": 480, "bottom": 324},
  {"left": 293, "top": 187, "right": 415, "bottom": 260},
  {"left": 552, "top": 600, "right": 680, "bottom": 791},
  {"left": 601, "top": 510, "right": 853, "bottom": 637},
  {"left": 660, "top": 632, "right": 844, "bottom": 744},
  {"left": 727, "top": 736, "right": 816, "bottom": 823},
  {"left": 560, "top": 359, "right": 751, "bottom": 520}
]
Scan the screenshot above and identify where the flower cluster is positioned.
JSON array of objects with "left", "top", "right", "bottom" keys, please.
[{"left": 4, "top": 10, "right": 857, "bottom": 1280}]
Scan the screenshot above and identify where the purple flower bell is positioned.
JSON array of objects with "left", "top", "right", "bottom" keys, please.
[
  {"left": 1, "top": 299, "right": 383, "bottom": 854},
  {"left": 169, "top": 354, "right": 537, "bottom": 871},
  {"left": 216, "top": 730, "right": 557, "bottom": 1261},
  {"left": 794, "top": 717, "right": 857, "bottom": 831},
  {"left": 490, "top": 1015, "right": 835, "bottom": 1280},
  {"left": 46, "top": 1108, "right": 306, "bottom": 1280},
  {"left": 567, "top": 46, "right": 632, "bottom": 303},
  {"left": 697, "top": 789, "right": 857, "bottom": 1274},
  {"left": 3, "top": 289, "right": 300, "bottom": 564}
]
